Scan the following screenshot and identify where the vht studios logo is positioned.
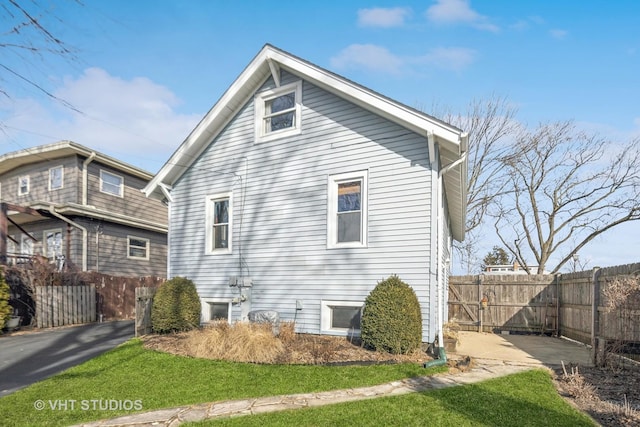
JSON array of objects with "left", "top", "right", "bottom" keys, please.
[{"left": 34, "top": 399, "right": 143, "bottom": 411}]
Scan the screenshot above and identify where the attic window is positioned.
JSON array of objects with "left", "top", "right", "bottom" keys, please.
[{"left": 255, "top": 81, "right": 302, "bottom": 142}]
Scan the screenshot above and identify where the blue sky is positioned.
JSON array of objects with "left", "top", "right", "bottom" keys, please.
[{"left": 1, "top": 0, "right": 639, "bottom": 271}]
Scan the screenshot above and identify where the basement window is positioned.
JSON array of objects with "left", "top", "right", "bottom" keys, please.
[
  {"left": 202, "top": 299, "right": 231, "bottom": 323},
  {"left": 321, "top": 300, "right": 363, "bottom": 336}
]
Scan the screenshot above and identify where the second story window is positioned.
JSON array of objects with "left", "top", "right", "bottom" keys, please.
[
  {"left": 255, "top": 81, "right": 302, "bottom": 142},
  {"left": 18, "top": 176, "right": 30, "bottom": 196},
  {"left": 100, "top": 170, "right": 123, "bottom": 197},
  {"left": 49, "top": 166, "right": 64, "bottom": 190}
]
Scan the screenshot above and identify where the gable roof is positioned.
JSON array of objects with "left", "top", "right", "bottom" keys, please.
[
  {"left": 143, "top": 44, "right": 468, "bottom": 241},
  {"left": 0, "top": 140, "right": 153, "bottom": 180}
]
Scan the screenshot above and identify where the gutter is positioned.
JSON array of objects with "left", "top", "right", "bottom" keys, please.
[{"left": 48, "top": 205, "right": 88, "bottom": 271}]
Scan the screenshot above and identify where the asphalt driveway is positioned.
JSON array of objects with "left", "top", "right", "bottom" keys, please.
[{"left": 0, "top": 320, "right": 134, "bottom": 397}]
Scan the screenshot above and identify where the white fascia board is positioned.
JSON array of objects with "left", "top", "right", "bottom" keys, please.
[
  {"left": 267, "top": 49, "right": 464, "bottom": 154},
  {"left": 144, "top": 50, "right": 273, "bottom": 200}
]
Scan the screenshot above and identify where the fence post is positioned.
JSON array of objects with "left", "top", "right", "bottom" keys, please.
[
  {"left": 135, "top": 287, "right": 156, "bottom": 337},
  {"left": 591, "top": 267, "right": 601, "bottom": 366}
]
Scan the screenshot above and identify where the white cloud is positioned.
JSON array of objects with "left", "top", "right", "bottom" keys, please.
[
  {"left": 0, "top": 68, "right": 200, "bottom": 173},
  {"left": 357, "top": 7, "right": 412, "bottom": 28},
  {"left": 419, "top": 47, "right": 478, "bottom": 72},
  {"left": 330, "top": 44, "right": 477, "bottom": 75},
  {"left": 549, "top": 29, "right": 568, "bottom": 39},
  {"left": 330, "top": 44, "right": 404, "bottom": 74},
  {"left": 426, "top": 0, "right": 499, "bottom": 32}
]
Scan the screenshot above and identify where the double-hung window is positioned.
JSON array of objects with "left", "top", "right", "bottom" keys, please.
[
  {"left": 206, "top": 193, "right": 232, "bottom": 254},
  {"left": 328, "top": 171, "right": 368, "bottom": 248},
  {"left": 255, "top": 81, "right": 302, "bottom": 142},
  {"left": 100, "top": 170, "right": 123, "bottom": 197},
  {"left": 44, "top": 229, "right": 63, "bottom": 259},
  {"left": 49, "top": 166, "right": 64, "bottom": 190},
  {"left": 127, "top": 236, "right": 149, "bottom": 260},
  {"left": 18, "top": 176, "right": 29, "bottom": 196}
]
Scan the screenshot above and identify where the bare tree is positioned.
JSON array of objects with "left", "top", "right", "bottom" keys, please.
[
  {"left": 432, "top": 95, "right": 519, "bottom": 272},
  {"left": 1, "top": 0, "right": 80, "bottom": 107},
  {"left": 493, "top": 120, "right": 640, "bottom": 274}
]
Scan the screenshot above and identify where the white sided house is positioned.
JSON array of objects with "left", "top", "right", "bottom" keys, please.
[{"left": 143, "top": 44, "right": 468, "bottom": 344}]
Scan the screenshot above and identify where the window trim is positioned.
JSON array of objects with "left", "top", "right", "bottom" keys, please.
[
  {"left": 321, "top": 300, "right": 363, "bottom": 336},
  {"left": 43, "top": 229, "right": 63, "bottom": 259},
  {"left": 20, "top": 234, "right": 33, "bottom": 255},
  {"left": 48, "top": 165, "right": 64, "bottom": 191},
  {"left": 18, "top": 175, "right": 30, "bottom": 196},
  {"left": 327, "top": 170, "right": 368, "bottom": 248},
  {"left": 201, "top": 298, "right": 232, "bottom": 323},
  {"left": 99, "top": 170, "right": 124, "bottom": 197},
  {"left": 254, "top": 81, "right": 302, "bottom": 143},
  {"left": 205, "top": 192, "right": 232, "bottom": 255},
  {"left": 127, "top": 235, "right": 150, "bottom": 260}
]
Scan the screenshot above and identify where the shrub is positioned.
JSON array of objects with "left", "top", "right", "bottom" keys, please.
[
  {"left": 151, "top": 277, "right": 201, "bottom": 333},
  {"left": 0, "top": 271, "right": 13, "bottom": 330},
  {"left": 360, "top": 275, "right": 422, "bottom": 354}
]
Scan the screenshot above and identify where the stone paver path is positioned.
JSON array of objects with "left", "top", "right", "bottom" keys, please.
[{"left": 73, "top": 359, "right": 543, "bottom": 427}]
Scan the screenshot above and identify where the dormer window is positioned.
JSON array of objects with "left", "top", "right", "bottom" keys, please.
[{"left": 255, "top": 81, "right": 302, "bottom": 142}]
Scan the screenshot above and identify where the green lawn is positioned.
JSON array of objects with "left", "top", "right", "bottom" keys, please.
[
  {"left": 0, "top": 338, "right": 440, "bottom": 427},
  {"left": 188, "top": 370, "right": 596, "bottom": 427}
]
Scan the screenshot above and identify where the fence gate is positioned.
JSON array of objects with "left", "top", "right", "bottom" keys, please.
[
  {"left": 135, "top": 287, "right": 156, "bottom": 336},
  {"left": 448, "top": 275, "right": 557, "bottom": 334}
]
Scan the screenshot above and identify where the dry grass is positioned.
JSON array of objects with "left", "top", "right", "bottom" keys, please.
[{"left": 143, "top": 321, "right": 430, "bottom": 365}]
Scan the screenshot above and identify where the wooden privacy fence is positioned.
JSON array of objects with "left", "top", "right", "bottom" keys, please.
[
  {"left": 449, "top": 262, "right": 640, "bottom": 365},
  {"left": 35, "top": 284, "right": 96, "bottom": 328},
  {"left": 449, "top": 274, "right": 557, "bottom": 334}
]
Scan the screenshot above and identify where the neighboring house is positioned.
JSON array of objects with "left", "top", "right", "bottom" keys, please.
[
  {"left": 0, "top": 141, "right": 167, "bottom": 277},
  {"left": 484, "top": 262, "right": 549, "bottom": 275},
  {"left": 143, "top": 44, "right": 468, "bottom": 344}
]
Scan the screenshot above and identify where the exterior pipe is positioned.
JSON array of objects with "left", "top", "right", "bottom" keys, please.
[
  {"left": 48, "top": 206, "right": 88, "bottom": 271},
  {"left": 82, "top": 152, "right": 97, "bottom": 206},
  {"left": 424, "top": 147, "right": 468, "bottom": 369}
]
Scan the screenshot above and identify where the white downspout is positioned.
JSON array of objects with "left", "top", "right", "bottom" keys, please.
[
  {"left": 159, "top": 183, "right": 173, "bottom": 278},
  {"left": 49, "top": 206, "right": 88, "bottom": 271},
  {"left": 82, "top": 152, "right": 97, "bottom": 206},
  {"left": 437, "top": 152, "right": 467, "bottom": 344},
  {"left": 426, "top": 135, "right": 467, "bottom": 368}
]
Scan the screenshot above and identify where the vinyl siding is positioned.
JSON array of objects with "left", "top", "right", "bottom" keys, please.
[
  {"left": 85, "top": 161, "right": 167, "bottom": 225},
  {"left": 0, "top": 157, "right": 79, "bottom": 204},
  {"left": 0, "top": 152, "right": 168, "bottom": 278},
  {"left": 170, "top": 72, "right": 437, "bottom": 342},
  {"left": 83, "top": 219, "right": 167, "bottom": 277}
]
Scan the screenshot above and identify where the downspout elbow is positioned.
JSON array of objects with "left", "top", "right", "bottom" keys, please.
[{"left": 424, "top": 346, "right": 447, "bottom": 368}]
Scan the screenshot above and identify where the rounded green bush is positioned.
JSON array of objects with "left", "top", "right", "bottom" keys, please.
[
  {"left": 151, "top": 277, "right": 201, "bottom": 334},
  {"left": 360, "top": 275, "right": 422, "bottom": 354},
  {"left": 0, "top": 272, "right": 13, "bottom": 330}
]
